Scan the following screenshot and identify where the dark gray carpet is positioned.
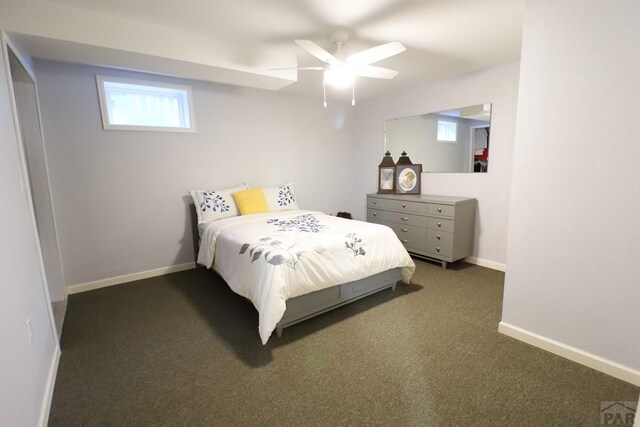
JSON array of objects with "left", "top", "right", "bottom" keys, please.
[{"left": 49, "top": 260, "right": 638, "bottom": 426}]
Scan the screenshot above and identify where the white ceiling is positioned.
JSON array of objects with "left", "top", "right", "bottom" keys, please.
[{"left": 2, "top": 0, "right": 524, "bottom": 102}]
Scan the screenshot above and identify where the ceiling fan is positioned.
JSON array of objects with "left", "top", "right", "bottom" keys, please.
[{"left": 273, "top": 31, "right": 406, "bottom": 107}]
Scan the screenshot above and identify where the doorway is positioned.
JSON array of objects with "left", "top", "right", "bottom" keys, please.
[
  {"left": 6, "top": 46, "right": 66, "bottom": 338},
  {"left": 470, "top": 125, "right": 490, "bottom": 173}
]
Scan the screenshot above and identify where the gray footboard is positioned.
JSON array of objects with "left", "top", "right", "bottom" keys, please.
[{"left": 275, "top": 268, "right": 402, "bottom": 337}]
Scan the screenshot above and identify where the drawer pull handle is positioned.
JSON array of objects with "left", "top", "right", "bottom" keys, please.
[
  {"left": 437, "top": 222, "right": 442, "bottom": 227},
  {"left": 436, "top": 247, "right": 440, "bottom": 252},
  {"left": 402, "top": 204, "right": 406, "bottom": 208},
  {"left": 401, "top": 217, "right": 408, "bottom": 221},
  {"left": 373, "top": 201, "right": 377, "bottom": 205},
  {"left": 373, "top": 213, "right": 377, "bottom": 216},
  {"left": 402, "top": 239, "right": 408, "bottom": 243},
  {"left": 436, "top": 235, "right": 441, "bottom": 240},
  {"left": 437, "top": 208, "right": 442, "bottom": 213},
  {"left": 401, "top": 228, "right": 408, "bottom": 232}
]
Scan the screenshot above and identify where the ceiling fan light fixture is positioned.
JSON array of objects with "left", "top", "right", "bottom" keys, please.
[
  {"left": 324, "top": 64, "right": 354, "bottom": 88},
  {"left": 288, "top": 33, "right": 405, "bottom": 106}
]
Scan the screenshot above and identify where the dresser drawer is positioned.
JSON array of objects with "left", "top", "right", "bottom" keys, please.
[
  {"left": 367, "top": 208, "right": 392, "bottom": 224},
  {"left": 390, "top": 223, "right": 427, "bottom": 252},
  {"left": 367, "top": 197, "right": 388, "bottom": 209},
  {"left": 427, "top": 230, "right": 453, "bottom": 257},
  {"left": 427, "top": 217, "right": 454, "bottom": 233},
  {"left": 368, "top": 208, "right": 427, "bottom": 228},
  {"left": 366, "top": 209, "right": 384, "bottom": 224},
  {"left": 367, "top": 197, "right": 428, "bottom": 214},
  {"left": 427, "top": 203, "right": 455, "bottom": 218},
  {"left": 388, "top": 211, "right": 428, "bottom": 227},
  {"left": 392, "top": 199, "right": 429, "bottom": 214}
]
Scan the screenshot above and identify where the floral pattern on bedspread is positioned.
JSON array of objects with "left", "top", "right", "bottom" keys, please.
[
  {"left": 239, "top": 236, "right": 305, "bottom": 269},
  {"left": 345, "top": 233, "right": 366, "bottom": 257},
  {"left": 266, "top": 213, "right": 324, "bottom": 233},
  {"left": 238, "top": 230, "right": 368, "bottom": 269}
]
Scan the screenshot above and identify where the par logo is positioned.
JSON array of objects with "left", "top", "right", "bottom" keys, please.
[{"left": 600, "top": 401, "right": 636, "bottom": 426}]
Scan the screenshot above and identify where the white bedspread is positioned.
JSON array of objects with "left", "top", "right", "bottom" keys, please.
[{"left": 198, "top": 210, "right": 415, "bottom": 344}]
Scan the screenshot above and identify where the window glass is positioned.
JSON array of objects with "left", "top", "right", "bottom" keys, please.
[
  {"left": 97, "top": 76, "right": 195, "bottom": 132},
  {"left": 437, "top": 120, "right": 457, "bottom": 142}
]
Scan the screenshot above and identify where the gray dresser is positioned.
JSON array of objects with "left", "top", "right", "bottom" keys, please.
[{"left": 366, "top": 194, "right": 476, "bottom": 269}]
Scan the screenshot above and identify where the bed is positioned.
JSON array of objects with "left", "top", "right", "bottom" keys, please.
[{"left": 197, "top": 209, "right": 415, "bottom": 344}]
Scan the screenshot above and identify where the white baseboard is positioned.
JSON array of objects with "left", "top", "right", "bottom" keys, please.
[
  {"left": 465, "top": 256, "right": 506, "bottom": 272},
  {"left": 498, "top": 321, "right": 640, "bottom": 386},
  {"left": 38, "top": 345, "right": 61, "bottom": 427},
  {"left": 66, "top": 262, "right": 196, "bottom": 295}
]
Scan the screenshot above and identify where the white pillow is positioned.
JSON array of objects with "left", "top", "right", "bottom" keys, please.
[
  {"left": 263, "top": 182, "right": 299, "bottom": 212},
  {"left": 190, "top": 184, "right": 248, "bottom": 223}
]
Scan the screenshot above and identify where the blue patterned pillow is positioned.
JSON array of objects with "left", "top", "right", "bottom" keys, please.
[
  {"left": 190, "top": 184, "right": 248, "bottom": 223},
  {"left": 262, "top": 182, "right": 299, "bottom": 212}
]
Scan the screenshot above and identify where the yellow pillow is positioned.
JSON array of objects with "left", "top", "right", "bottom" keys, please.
[{"left": 232, "top": 188, "right": 270, "bottom": 215}]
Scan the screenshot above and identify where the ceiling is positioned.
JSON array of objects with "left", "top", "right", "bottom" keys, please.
[{"left": 2, "top": 0, "right": 525, "bottom": 102}]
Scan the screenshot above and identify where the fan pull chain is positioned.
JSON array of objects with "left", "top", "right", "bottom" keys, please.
[
  {"left": 352, "top": 79, "right": 356, "bottom": 106},
  {"left": 323, "top": 75, "right": 327, "bottom": 108}
]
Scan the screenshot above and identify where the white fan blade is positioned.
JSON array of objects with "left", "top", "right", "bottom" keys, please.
[
  {"left": 347, "top": 42, "right": 406, "bottom": 66},
  {"left": 269, "top": 67, "right": 324, "bottom": 71},
  {"left": 295, "top": 40, "right": 340, "bottom": 65},
  {"left": 353, "top": 65, "right": 399, "bottom": 79}
]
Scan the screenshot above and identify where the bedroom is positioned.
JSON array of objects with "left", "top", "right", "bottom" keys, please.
[{"left": 0, "top": 0, "right": 638, "bottom": 425}]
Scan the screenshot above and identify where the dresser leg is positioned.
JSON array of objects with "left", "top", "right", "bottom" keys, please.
[
  {"left": 276, "top": 325, "right": 283, "bottom": 338},
  {"left": 441, "top": 260, "right": 448, "bottom": 270}
]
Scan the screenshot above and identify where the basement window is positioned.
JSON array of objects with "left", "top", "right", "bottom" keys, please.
[
  {"left": 437, "top": 120, "right": 457, "bottom": 143},
  {"left": 97, "top": 76, "right": 195, "bottom": 132}
]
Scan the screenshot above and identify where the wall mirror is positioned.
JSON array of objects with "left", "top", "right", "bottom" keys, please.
[{"left": 385, "top": 103, "right": 491, "bottom": 173}]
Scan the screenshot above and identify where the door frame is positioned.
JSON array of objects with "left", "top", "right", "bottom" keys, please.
[
  {"left": 1, "top": 31, "right": 62, "bottom": 344},
  {"left": 469, "top": 125, "right": 490, "bottom": 173}
]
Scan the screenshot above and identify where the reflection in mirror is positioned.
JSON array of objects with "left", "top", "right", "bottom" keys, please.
[{"left": 385, "top": 104, "right": 491, "bottom": 173}]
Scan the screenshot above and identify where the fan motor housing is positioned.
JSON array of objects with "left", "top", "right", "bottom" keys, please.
[{"left": 329, "top": 30, "right": 350, "bottom": 44}]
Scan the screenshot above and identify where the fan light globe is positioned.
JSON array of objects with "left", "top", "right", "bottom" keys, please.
[{"left": 324, "top": 64, "right": 354, "bottom": 88}]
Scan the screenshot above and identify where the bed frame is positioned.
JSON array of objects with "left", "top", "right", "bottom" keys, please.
[
  {"left": 275, "top": 268, "right": 402, "bottom": 337},
  {"left": 190, "top": 205, "right": 404, "bottom": 340}
]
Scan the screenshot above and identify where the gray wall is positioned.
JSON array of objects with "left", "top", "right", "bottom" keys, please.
[
  {"left": 352, "top": 62, "right": 520, "bottom": 268},
  {"left": 0, "top": 46, "right": 57, "bottom": 426},
  {"left": 35, "top": 60, "right": 355, "bottom": 287},
  {"left": 503, "top": 0, "right": 640, "bottom": 374}
]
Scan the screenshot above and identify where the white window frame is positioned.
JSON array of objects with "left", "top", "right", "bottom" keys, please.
[
  {"left": 96, "top": 75, "right": 196, "bottom": 133},
  {"left": 437, "top": 120, "right": 457, "bottom": 143}
]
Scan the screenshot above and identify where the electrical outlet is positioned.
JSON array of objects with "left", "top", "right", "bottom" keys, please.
[{"left": 26, "top": 317, "right": 33, "bottom": 343}]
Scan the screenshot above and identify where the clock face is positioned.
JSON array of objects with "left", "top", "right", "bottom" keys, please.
[
  {"left": 380, "top": 168, "right": 394, "bottom": 190},
  {"left": 398, "top": 168, "right": 417, "bottom": 191}
]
